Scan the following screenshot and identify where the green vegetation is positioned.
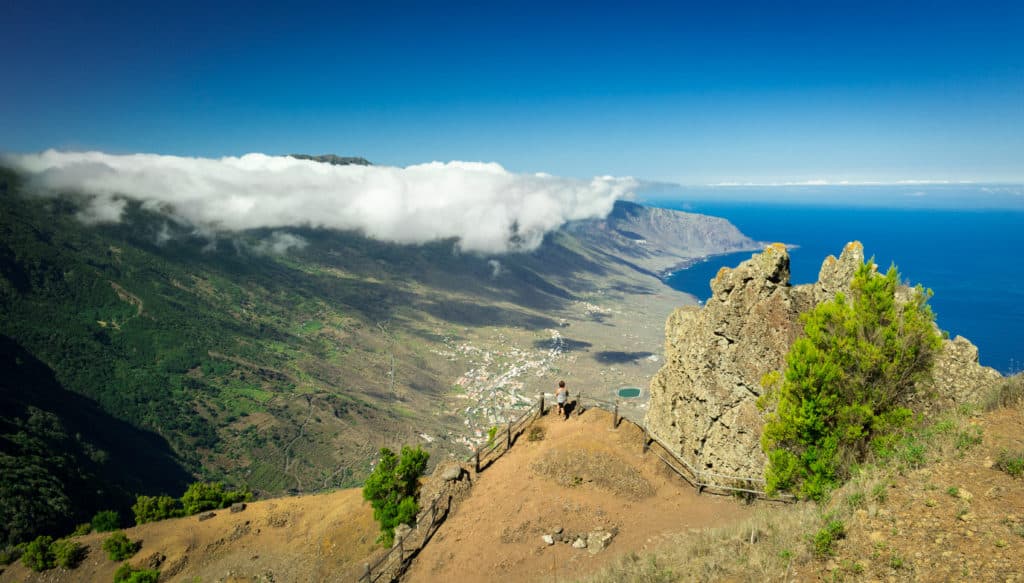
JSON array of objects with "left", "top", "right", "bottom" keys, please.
[
  {"left": 812, "top": 520, "right": 845, "bottom": 557},
  {"left": 132, "top": 494, "right": 183, "bottom": 524},
  {"left": 760, "top": 261, "right": 941, "bottom": 500},
  {"left": 21, "top": 535, "right": 56, "bottom": 572},
  {"left": 91, "top": 510, "right": 121, "bottom": 532},
  {"left": 114, "top": 562, "right": 161, "bottom": 583},
  {"left": 52, "top": 538, "right": 87, "bottom": 568},
  {"left": 996, "top": 449, "right": 1024, "bottom": 477},
  {"left": 486, "top": 425, "right": 499, "bottom": 447},
  {"left": 362, "top": 446, "right": 429, "bottom": 545},
  {"left": 102, "top": 531, "right": 141, "bottom": 561},
  {"left": 181, "top": 481, "right": 252, "bottom": 515}
]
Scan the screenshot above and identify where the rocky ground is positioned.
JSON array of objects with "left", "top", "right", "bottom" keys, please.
[{"left": 816, "top": 405, "right": 1024, "bottom": 582}]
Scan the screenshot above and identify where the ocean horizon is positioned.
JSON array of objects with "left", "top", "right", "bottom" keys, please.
[{"left": 655, "top": 199, "right": 1023, "bottom": 375}]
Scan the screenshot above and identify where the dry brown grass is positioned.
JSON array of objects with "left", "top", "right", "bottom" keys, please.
[
  {"left": 581, "top": 380, "right": 1021, "bottom": 583},
  {"left": 531, "top": 447, "right": 655, "bottom": 498}
]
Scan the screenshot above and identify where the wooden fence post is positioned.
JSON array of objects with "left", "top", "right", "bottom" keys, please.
[
  {"left": 398, "top": 535, "right": 404, "bottom": 563},
  {"left": 362, "top": 563, "right": 370, "bottom": 582},
  {"left": 506, "top": 421, "right": 512, "bottom": 449},
  {"left": 538, "top": 392, "right": 544, "bottom": 416},
  {"left": 642, "top": 426, "right": 650, "bottom": 453},
  {"left": 613, "top": 401, "right": 619, "bottom": 429},
  {"left": 474, "top": 447, "right": 480, "bottom": 473}
]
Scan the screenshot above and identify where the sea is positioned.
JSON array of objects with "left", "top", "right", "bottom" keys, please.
[{"left": 654, "top": 198, "right": 1024, "bottom": 375}]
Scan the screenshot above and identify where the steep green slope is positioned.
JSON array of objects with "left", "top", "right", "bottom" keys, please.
[{"left": 0, "top": 335, "right": 191, "bottom": 547}]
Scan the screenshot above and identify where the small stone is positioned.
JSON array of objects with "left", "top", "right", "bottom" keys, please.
[
  {"left": 230, "top": 502, "right": 247, "bottom": 513},
  {"left": 587, "top": 530, "right": 615, "bottom": 554},
  {"left": 959, "top": 513, "right": 976, "bottom": 522},
  {"left": 572, "top": 538, "right": 587, "bottom": 549},
  {"left": 554, "top": 526, "right": 564, "bottom": 534},
  {"left": 542, "top": 535, "right": 554, "bottom": 545},
  {"left": 440, "top": 463, "right": 463, "bottom": 481},
  {"left": 198, "top": 512, "right": 216, "bottom": 522},
  {"left": 957, "top": 488, "right": 973, "bottom": 501}
]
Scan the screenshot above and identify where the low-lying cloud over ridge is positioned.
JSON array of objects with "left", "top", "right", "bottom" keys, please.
[{"left": 2, "top": 150, "right": 637, "bottom": 253}]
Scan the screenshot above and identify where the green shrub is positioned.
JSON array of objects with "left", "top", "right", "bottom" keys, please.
[
  {"left": 21, "top": 535, "right": 56, "bottom": 572},
  {"left": 812, "top": 520, "right": 845, "bottom": 557},
  {"left": 114, "top": 562, "right": 160, "bottom": 583},
  {"left": 180, "top": 482, "right": 252, "bottom": 515},
  {"left": 102, "top": 531, "right": 140, "bottom": 561},
  {"left": 761, "top": 260, "right": 940, "bottom": 500},
  {"left": 91, "top": 510, "right": 121, "bottom": 532},
  {"left": 362, "top": 445, "right": 429, "bottom": 545},
  {"left": 52, "top": 538, "right": 86, "bottom": 568},
  {"left": 0, "top": 544, "right": 24, "bottom": 565},
  {"left": 996, "top": 449, "right": 1024, "bottom": 477},
  {"left": 71, "top": 522, "right": 93, "bottom": 537},
  {"left": 133, "top": 494, "right": 183, "bottom": 524},
  {"left": 486, "top": 425, "right": 498, "bottom": 447}
]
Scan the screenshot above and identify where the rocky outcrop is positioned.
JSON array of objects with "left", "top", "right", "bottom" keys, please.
[
  {"left": 923, "top": 335, "right": 1003, "bottom": 408},
  {"left": 644, "top": 242, "right": 1002, "bottom": 480}
]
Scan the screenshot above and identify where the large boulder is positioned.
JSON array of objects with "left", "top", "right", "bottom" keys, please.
[{"left": 645, "top": 242, "right": 1002, "bottom": 480}]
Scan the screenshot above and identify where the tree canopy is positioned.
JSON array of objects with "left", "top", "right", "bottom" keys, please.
[
  {"left": 761, "top": 261, "right": 942, "bottom": 500},
  {"left": 362, "top": 446, "right": 429, "bottom": 545}
]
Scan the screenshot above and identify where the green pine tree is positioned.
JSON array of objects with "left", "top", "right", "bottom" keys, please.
[{"left": 761, "top": 261, "right": 941, "bottom": 500}]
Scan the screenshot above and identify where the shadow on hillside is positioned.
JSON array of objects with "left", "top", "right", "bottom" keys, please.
[
  {"left": 532, "top": 337, "right": 592, "bottom": 352},
  {"left": 594, "top": 350, "right": 655, "bottom": 364},
  {"left": 0, "top": 335, "right": 192, "bottom": 542}
]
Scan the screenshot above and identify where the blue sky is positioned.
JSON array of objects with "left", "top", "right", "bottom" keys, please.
[{"left": 2, "top": 0, "right": 1022, "bottom": 184}]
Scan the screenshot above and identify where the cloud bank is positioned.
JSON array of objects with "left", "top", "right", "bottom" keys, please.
[{"left": 2, "top": 150, "right": 636, "bottom": 254}]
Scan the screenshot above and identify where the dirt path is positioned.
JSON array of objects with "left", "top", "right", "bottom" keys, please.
[{"left": 405, "top": 408, "right": 755, "bottom": 583}]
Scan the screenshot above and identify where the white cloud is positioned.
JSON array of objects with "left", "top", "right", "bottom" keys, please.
[{"left": 3, "top": 150, "right": 636, "bottom": 254}]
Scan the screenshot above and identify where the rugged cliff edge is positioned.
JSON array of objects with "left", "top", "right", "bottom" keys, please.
[{"left": 644, "top": 241, "right": 1003, "bottom": 478}]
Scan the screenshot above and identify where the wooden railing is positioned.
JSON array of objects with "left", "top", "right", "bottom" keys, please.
[
  {"left": 575, "top": 392, "right": 795, "bottom": 502},
  {"left": 358, "top": 395, "right": 544, "bottom": 583},
  {"left": 358, "top": 390, "right": 792, "bottom": 581}
]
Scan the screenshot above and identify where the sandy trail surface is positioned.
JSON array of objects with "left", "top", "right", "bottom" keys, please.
[{"left": 405, "top": 408, "right": 754, "bottom": 583}]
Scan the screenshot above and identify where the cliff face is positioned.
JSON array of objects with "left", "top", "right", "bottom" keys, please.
[
  {"left": 644, "top": 242, "right": 1002, "bottom": 479},
  {"left": 565, "top": 200, "right": 761, "bottom": 275}
]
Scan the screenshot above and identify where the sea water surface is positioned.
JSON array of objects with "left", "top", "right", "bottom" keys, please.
[{"left": 657, "top": 202, "right": 1023, "bottom": 374}]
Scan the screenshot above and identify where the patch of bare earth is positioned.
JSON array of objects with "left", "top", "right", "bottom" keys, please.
[
  {"left": 404, "top": 408, "right": 755, "bottom": 583},
  {"left": 817, "top": 406, "right": 1024, "bottom": 582}
]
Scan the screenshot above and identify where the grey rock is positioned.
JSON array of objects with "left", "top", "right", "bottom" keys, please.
[
  {"left": 230, "top": 502, "right": 247, "bottom": 513},
  {"left": 645, "top": 242, "right": 1002, "bottom": 481},
  {"left": 393, "top": 524, "right": 412, "bottom": 547},
  {"left": 439, "top": 463, "right": 463, "bottom": 481},
  {"left": 572, "top": 538, "right": 587, "bottom": 549},
  {"left": 587, "top": 530, "right": 615, "bottom": 554},
  {"left": 542, "top": 534, "right": 555, "bottom": 545},
  {"left": 198, "top": 512, "right": 216, "bottom": 522}
]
